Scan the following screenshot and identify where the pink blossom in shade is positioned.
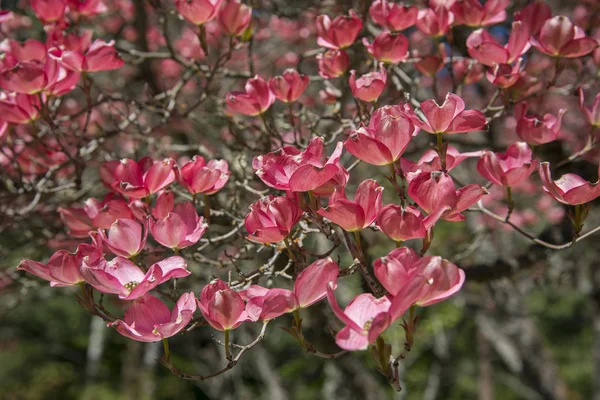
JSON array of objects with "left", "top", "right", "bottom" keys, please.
[
  {"left": 466, "top": 21, "right": 531, "bottom": 67},
  {"left": 0, "top": 92, "right": 40, "bottom": 124},
  {"left": 151, "top": 202, "right": 208, "bottom": 250},
  {"left": 345, "top": 105, "right": 417, "bottom": 166},
  {"left": 317, "top": 50, "right": 350, "bottom": 79},
  {"left": 109, "top": 292, "right": 197, "bottom": 342},
  {"left": 477, "top": 142, "right": 538, "bottom": 187},
  {"left": 486, "top": 61, "right": 522, "bottom": 89},
  {"left": 218, "top": 1, "right": 252, "bottom": 37},
  {"left": 17, "top": 243, "right": 98, "bottom": 287},
  {"left": 416, "top": 7, "right": 454, "bottom": 38},
  {"left": 400, "top": 146, "right": 483, "bottom": 181},
  {"left": 514, "top": 1, "right": 551, "bottom": 36},
  {"left": 253, "top": 137, "right": 348, "bottom": 194},
  {"left": 43, "top": 58, "right": 81, "bottom": 97},
  {"left": 0, "top": 58, "right": 58, "bottom": 94},
  {"left": 58, "top": 207, "right": 95, "bottom": 238},
  {"left": 373, "top": 247, "right": 421, "bottom": 295},
  {"left": 316, "top": 10, "right": 363, "bottom": 50},
  {"left": 243, "top": 258, "right": 339, "bottom": 321},
  {"left": 244, "top": 195, "right": 303, "bottom": 244},
  {"left": 100, "top": 218, "right": 148, "bottom": 258},
  {"left": 197, "top": 279, "right": 250, "bottom": 331},
  {"left": 326, "top": 284, "right": 392, "bottom": 351},
  {"left": 49, "top": 34, "right": 124, "bottom": 72},
  {"left": 177, "top": 157, "right": 230, "bottom": 195},
  {"left": 539, "top": 162, "right": 600, "bottom": 205},
  {"left": 175, "top": 0, "right": 223, "bottom": 25},
  {"left": 530, "top": 16, "right": 599, "bottom": 58},
  {"left": 450, "top": 0, "right": 508, "bottom": 28},
  {"left": 408, "top": 93, "right": 487, "bottom": 135},
  {"left": 376, "top": 204, "right": 448, "bottom": 242},
  {"left": 0, "top": 39, "right": 47, "bottom": 62},
  {"left": 318, "top": 180, "right": 384, "bottom": 232},
  {"left": 369, "top": 0, "right": 417, "bottom": 32},
  {"left": 374, "top": 249, "right": 465, "bottom": 306},
  {"left": 81, "top": 255, "right": 191, "bottom": 300},
  {"left": 84, "top": 195, "right": 134, "bottom": 230},
  {"left": 349, "top": 63, "right": 387, "bottom": 102},
  {"left": 31, "top": 0, "right": 66, "bottom": 24},
  {"left": 408, "top": 171, "right": 488, "bottom": 221},
  {"left": 107, "top": 158, "right": 176, "bottom": 199},
  {"left": 268, "top": 69, "right": 310, "bottom": 103},
  {"left": 226, "top": 75, "right": 275, "bottom": 116},
  {"left": 67, "top": 0, "right": 107, "bottom": 17},
  {"left": 363, "top": 32, "right": 409, "bottom": 64},
  {"left": 514, "top": 102, "right": 566, "bottom": 146},
  {"left": 578, "top": 88, "right": 600, "bottom": 128}
]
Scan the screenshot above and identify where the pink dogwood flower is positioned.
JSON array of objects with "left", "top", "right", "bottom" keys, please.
[
  {"left": 477, "top": 142, "right": 538, "bottom": 187},
  {"left": 317, "top": 49, "right": 350, "bottom": 79},
  {"left": 451, "top": 0, "right": 509, "bottom": 27},
  {"left": 17, "top": 243, "right": 97, "bottom": 287},
  {"left": 349, "top": 63, "right": 387, "bottom": 102},
  {"left": 100, "top": 218, "right": 148, "bottom": 258},
  {"left": 409, "top": 93, "right": 487, "bottom": 134},
  {"left": 175, "top": 0, "right": 223, "bottom": 26},
  {"left": 253, "top": 137, "right": 348, "bottom": 194},
  {"left": 374, "top": 248, "right": 465, "bottom": 306},
  {"left": 245, "top": 195, "right": 303, "bottom": 244},
  {"left": 102, "top": 158, "right": 176, "bottom": 199},
  {"left": 318, "top": 180, "right": 383, "bottom": 232},
  {"left": 177, "top": 157, "right": 230, "bottom": 195},
  {"left": 363, "top": 32, "right": 409, "bottom": 64},
  {"left": 151, "top": 202, "right": 208, "bottom": 250},
  {"left": 514, "top": 102, "right": 566, "bottom": 145},
  {"left": 84, "top": 194, "right": 134, "bottom": 230},
  {"left": 530, "top": 16, "right": 598, "bottom": 58},
  {"left": 408, "top": 171, "right": 488, "bottom": 221},
  {"left": 50, "top": 31, "right": 124, "bottom": 72},
  {"left": 539, "top": 162, "right": 600, "bottom": 205},
  {"left": 486, "top": 60, "right": 522, "bottom": 88},
  {"left": 416, "top": 7, "right": 453, "bottom": 38},
  {"left": 369, "top": 0, "right": 417, "bottom": 32},
  {"left": 0, "top": 92, "right": 40, "bottom": 124},
  {"left": 578, "top": 88, "right": 600, "bottom": 128},
  {"left": 197, "top": 279, "right": 250, "bottom": 331},
  {"left": 345, "top": 104, "right": 418, "bottom": 165},
  {"left": 326, "top": 280, "right": 422, "bottom": 351},
  {"left": 0, "top": 54, "right": 62, "bottom": 94},
  {"left": 376, "top": 204, "right": 448, "bottom": 242},
  {"left": 67, "top": 0, "right": 107, "bottom": 18},
  {"left": 514, "top": 1, "right": 551, "bottom": 36},
  {"left": 243, "top": 258, "right": 339, "bottom": 321},
  {"left": 269, "top": 69, "right": 310, "bottom": 103},
  {"left": 466, "top": 21, "right": 531, "bottom": 67},
  {"left": 226, "top": 75, "right": 275, "bottom": 116},
  {"left": 218, "top": 1, "right": 252, "bottom": 37},
  {"left": 31, "top": 0, "right": 66, "bottom": 24},
  {"left": 81, "top": 255, "right": 191, "bottom": 300},
  {"left": 316, "top": 10, "right": 363, "bottom": 50},
  {"left": 109, "top": 292, "right": 196, "bottom": 342}
]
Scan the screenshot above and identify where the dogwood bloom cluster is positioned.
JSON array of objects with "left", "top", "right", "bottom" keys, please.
[{"left": 8, "top": 0, "right": 600, "bottom": 394}]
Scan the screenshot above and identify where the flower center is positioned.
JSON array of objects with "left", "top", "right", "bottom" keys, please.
[{"left": 124, "top": 281, "right": 139, "bottom": 291}]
